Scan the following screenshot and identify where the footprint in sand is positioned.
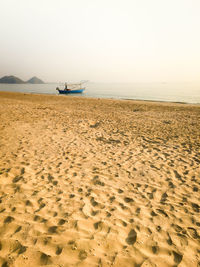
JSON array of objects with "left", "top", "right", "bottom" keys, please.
[
  {"left": 58, "top": 219, "right": 66, "bottom": 225},
  {"left": 40, "top": 252, "right": 52, "bottom": 265},
  {"left": 48, "top": 226, "right": 58, "bottom": 234},
  {"left": 124, "top": 197, "right": 134, "bottom": 203},
  {"left": 4, "top": 216, "right": 14, "bottom": 223},
  {"left": 79, "top": 250, "right": 88, "bottom": 260},
  {"left": 55, "top": 246, "right": 63, "bottom": 255},
  {"left": 172, "top": 250, "right": 183, "bottom": 265},
  {"left": 125, "top": 229, "right": 137, "bottom": 245},
  {"left": 187, "top": 227, "right": 200, "bottom": 239}
]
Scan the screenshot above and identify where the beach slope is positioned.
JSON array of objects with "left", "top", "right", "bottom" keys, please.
[{"left": 0, "top": 92, "right": 199, "bottom": 266}]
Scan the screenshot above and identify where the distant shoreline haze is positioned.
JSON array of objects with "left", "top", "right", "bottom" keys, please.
[
  {"left": 0, "top": 75, "right": 44, "bottom": 84},
  {"left": 0, "top": 82, "right": 199, "bottom": 104}
]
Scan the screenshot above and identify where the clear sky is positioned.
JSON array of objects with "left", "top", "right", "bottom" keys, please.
[{"left": 0, "top": 0, "right": 200, "bottom": 83}]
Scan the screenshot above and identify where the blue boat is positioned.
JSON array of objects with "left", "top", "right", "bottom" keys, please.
[
  {"left": 56, "top": 81, "right": 87, "bottom": 95},
  {"left": 56, "top": 88, "right": 85, "bottom": 94}
]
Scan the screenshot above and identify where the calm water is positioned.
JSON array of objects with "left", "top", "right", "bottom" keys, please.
[{"left": 0, "top": 82, "right": 200, "bottom": 104}]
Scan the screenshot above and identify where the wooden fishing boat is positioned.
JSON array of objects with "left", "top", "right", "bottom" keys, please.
[
  {"left": 56, "top": 81, "right": 87, "bottom": 94},
  {"left": 56, "top": 88, "right": 85, "bottom": 94}
]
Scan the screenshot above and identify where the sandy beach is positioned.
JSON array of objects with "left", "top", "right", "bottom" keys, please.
[{"left": 0, "top": 91, "right": 199, "bottom": 267}]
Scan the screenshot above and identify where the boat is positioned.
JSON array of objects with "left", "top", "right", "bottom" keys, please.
[
  {"left": 56, "top": 81, "right": 87, "bottom": 94},
  {"left": 56, "top": 88, "right": 85, "bottom": 94}
]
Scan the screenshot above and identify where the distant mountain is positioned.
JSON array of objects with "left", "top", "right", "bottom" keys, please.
[
  {"left": 0, "top": 75, "right": 25, "bottom": 84},
  {"left": 27, "top": 76, "right": 44, "bottom": 84},
  {"left": 0, "top": 75, "right": 45, "bottom": 84}
]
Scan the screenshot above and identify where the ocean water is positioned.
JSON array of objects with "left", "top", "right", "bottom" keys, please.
[{"left": 0, "top": 82, "right": 199, "bottom": 104}]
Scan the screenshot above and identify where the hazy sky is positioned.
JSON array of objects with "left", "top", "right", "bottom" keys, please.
[{"left": 0, "top": 0, "right": 200, "bottom": 83}]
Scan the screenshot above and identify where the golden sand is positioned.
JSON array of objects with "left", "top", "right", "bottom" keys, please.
[{"left": 0, "top": 92, "right": 200, "bottom": 267}]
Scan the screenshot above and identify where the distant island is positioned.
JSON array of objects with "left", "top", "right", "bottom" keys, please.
[
  {"left": 0, "top": 75, "right": 25, "bottom": 84},
  {"left": 0, "top": 75, "right": 45, "bottom": 84},
  {"left": 26, "top": 76, "right": 44, "bottom": 84}
]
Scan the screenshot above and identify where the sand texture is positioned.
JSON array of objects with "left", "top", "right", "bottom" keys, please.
[{"left": 0, "top": 92, "right": 200, "bottom": 267}]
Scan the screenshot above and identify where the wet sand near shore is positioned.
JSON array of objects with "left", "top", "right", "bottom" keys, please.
[{"left": 0, "top": 91, "right": 200, "bottom": 267}]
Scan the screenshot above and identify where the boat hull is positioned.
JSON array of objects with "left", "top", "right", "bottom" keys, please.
[{"left": 57, "top": 89, "right": 85, "bottom": 94}]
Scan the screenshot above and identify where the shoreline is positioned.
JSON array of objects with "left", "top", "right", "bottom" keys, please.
[
  {"left": 0, "top": 90, "right": 200, "bottom": 106},
  {"left": 0, "top": 91, "right": 199, "bottom": 266}
]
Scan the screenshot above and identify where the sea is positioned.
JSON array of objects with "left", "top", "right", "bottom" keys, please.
[{"left": 0, "top": 82, "right": 200, "bottom": 104}]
